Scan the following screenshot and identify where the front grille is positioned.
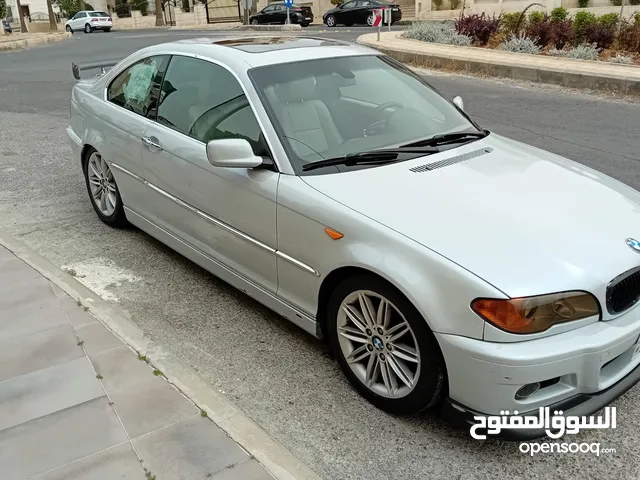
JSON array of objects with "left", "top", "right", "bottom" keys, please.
[{"left": 606, "top": 266, "right": 640, "bottom": 314}]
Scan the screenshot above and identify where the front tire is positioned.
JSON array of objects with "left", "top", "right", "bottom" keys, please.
[
  {"left": 83, "top": 148, "right": 128, "bottom": 228},
  {"left": 325, "top": 14, "right": 336, "bottom": 27},
  {"left": 327, "top": 274, "right": 446, "bottom": 415},
  {"left": 251, "top": 18, "right": 259, "bottom": 25},
  {"left": 66, "top": 25, "right": 73, "bottom": 32}
]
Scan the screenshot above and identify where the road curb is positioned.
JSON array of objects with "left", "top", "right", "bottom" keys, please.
[
  {"left": 238, "top": 24, "right": 302, "bottom": 31},
  {"left": 357, "top": 32, "right": 640, "bottom": 95},
  {"left": 0, "top": 32, "right": 72, "bottom": 52},
  {"left": 0, "top": 230, "right": 323, "bottom": 480}
]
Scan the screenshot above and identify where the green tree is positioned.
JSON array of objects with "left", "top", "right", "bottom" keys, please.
[{"left": 0, "top": 0, "right": 7, "bottom": 19}]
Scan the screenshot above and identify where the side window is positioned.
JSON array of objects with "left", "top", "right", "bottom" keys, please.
[
  {"left": 263, "top": 5, "right": 274, "bottom": 12},
  {"left": 157, "top": 56, "right": 267, "bottom": 156},
  {"left": 107, "top": 55, "right": 168, "bottom": 118},
  {"left": 77, "top": 12, "right": 86, "bottom": 18},
  {"left": 342, "top": 1, "right": 356, "bottom": 7}
]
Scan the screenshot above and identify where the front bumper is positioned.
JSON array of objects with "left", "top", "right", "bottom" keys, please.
[{"left": 435, "top": 305, "right": 640, "bottom": 439}]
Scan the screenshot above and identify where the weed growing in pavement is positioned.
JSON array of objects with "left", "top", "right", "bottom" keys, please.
[
  {"left": 144, "top": 468, "right": 156, "bottom": 480},
  {"left": 96, "top": 374, "right": 103, "bottom": 380},
  {"left": 137, "top": 352, "right": 148, "bottom": 362},
  {"left": 153, "top": 369, "right": 162, "bottom": 376},
  {"left": 77, "top": 340, "right": 84, "bottom": 346},
  {"left": 201, "top": 409, "right": 208, "bottom": 417}
]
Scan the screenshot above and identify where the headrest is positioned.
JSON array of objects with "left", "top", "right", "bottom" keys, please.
[{"left": 274, "top": 77, "right": 316, "bottom": 103}]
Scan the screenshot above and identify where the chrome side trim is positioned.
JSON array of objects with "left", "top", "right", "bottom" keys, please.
[{"left": 111, "top": 162, "right": 320, "bottom": 277}]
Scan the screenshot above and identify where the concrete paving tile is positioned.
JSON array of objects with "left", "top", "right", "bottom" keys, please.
[
  {"left": 0, "top": 299, "right": 70, "bottom": 344},
  {"left": 208, "top": 459, "right": 275, "bottom": 480},
  {"left": 0, "top": 275, "right": 54, "bottom": 309},
  {"left": 133, "top": 415, "right": 248, "bottom": 480},
  {"left": 57, "top": 294, "right": 100, "bottom": 329},
  {"left": 33, "top": 442, "right": 146, "bottom": 480},
  {"left": 0, "top": 356, "right": 104, "bottom": 431},
  {"left": 110, "top": 376, "right": 198, "bottom": 439},
  {"left": 0, "top": 325, "right": 83, "bottom": 382},
  {"left": 0, "top": 246, "right": 13, "bottom": 260},
  {"left": 91, "top": 345, "right": 155, "bottom": 393},
  {"left": 0, "top": 397, "right": 128, "bottom": 479},
  {"left": 0, "top": 257, "right": 41, "bottom": 286},
  {"left": 76, "top": 321, "right": 124, "bottom": 357}
]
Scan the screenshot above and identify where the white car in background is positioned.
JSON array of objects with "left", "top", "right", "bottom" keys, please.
[{"left": 65, "top": 10, "right": 112, "bottom": 34}]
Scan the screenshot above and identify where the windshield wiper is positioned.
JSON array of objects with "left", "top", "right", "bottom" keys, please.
[
  {"left": 402, "top": 130, "right": 489, "bottom": 148},
  {"left": 301, "top": 147, "right": 439, "bottom": 172}
]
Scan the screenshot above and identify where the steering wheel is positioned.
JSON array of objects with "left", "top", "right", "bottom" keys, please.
[
  {"left": 372, "top": 101, "right": 404, "bottom": 118},
  {"left": 364, "top": 101, "right": 405, "bottom": 137}
]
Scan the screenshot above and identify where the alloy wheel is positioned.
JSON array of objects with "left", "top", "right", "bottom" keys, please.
[
  {"left": 326, "top": 15, "right": 336, "bottom": 27},
  {"left": 336, "top": 290, "right": 421, "bottom": 399},
  {"left": 87, "top": 152, "right": 117, "bottom": 217},
  {"left": 366, "top": 14, "right": 374, "bottom": 26}
]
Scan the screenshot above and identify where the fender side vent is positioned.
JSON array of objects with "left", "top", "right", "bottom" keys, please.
[{"left": 409, "top": 147, "right": 493, "bottom": 173}]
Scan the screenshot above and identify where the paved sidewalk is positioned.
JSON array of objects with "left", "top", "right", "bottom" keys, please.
[
  {"left": 358, "top": 31, "right": 640, "bottom": 94},
  {"left": 0, "top": 245, "right": 274, "bottom": 480}
]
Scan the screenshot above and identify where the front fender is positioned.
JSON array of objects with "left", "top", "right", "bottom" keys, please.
[{"left": 275, "top": 176, "right": 504, "bottom": 340}]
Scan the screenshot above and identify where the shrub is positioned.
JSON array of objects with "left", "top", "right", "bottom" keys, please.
[
  {"left": 432, "top": 0, "right": 443, "bottom": 10},
  {"left": 598, "top": 13, "right": 619, "bottom": 28},
  {"left": 455, "top": 13, "right": 502, "bottom": 46},
  {"left": 617, "top": 20, "right": 640, "bottom": 52},
  {"left": 404, "top": 21, "right": 473, "bottom": 46},
  {"left": 551, "top": 43, "right": 601, "bottom": 60},
  {"left": 577, "top": 0, "right": 589, "bottom": 7},
  {"left": 609, "top": 0, "right": 622, "bottom": 5},
  {"left": 630, "top": 0, "right": 640, "bottom": 4},
  {"left": 610, "top": 54, "right": 634, "bottom": 63},
  {"left": 525, "top": 16, "right": 574, "bottom": 48},
  {"left": 330, "top": 0, "right": 343, "bottom": 5},
  {"left": 450, "top": 0, "right": 461, "bottom": 9},
  {"left": 525, "top": 16, "right": 554, "bottom": 46},
  {"left": 501, "top": 12, "right": 522, "bottom": 35},
  {"left": 573, "top": 11, "right": 598, "bottom": 41},
  {"left": 529, "top": 11, "right": 545, "bottom": 23},
  {"left": 634, "top": 12, "right": 640, "bottom": 25},
  {"left": 550, "top": 6, "right": 568, "bottom": 21},
  {"left": 584, "top": 23, "right": 615, "bottom": 49},
  {"left": 499, "top": 33, "right": 542, "bottom": 53}
]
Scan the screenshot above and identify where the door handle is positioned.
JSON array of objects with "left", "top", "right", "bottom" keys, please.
[{"left": 142, "top": 136, "right": 163, "bottom": 152}]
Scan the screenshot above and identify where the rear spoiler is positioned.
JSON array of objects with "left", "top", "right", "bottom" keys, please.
[{"left": 71, "top": 61, "right": 119, "bottom": 80}]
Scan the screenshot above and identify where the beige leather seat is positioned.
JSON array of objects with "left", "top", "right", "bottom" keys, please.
[{"left": 273, "top": 77, "right": 342, "bottom": 158}]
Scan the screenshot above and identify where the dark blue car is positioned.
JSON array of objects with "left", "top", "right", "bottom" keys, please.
[{"left": 2, "top": 19, "right": 12, "bottom": 34}]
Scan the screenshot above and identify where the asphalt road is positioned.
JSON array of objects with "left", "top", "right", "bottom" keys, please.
[{"left": 2, "top": 29, "right": 640, "bottom": 480}]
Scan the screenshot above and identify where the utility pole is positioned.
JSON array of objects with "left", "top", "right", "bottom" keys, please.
[{"left": 617, "top": 0, "right": 625, "bottom": 36}]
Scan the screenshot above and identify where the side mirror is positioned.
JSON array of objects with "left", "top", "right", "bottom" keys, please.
[
  {"left": 206, "top": 139, "right": 263, "bottom": 169},
  {"left": 452, "top": 95, "right": 464, "bottom": 111}
]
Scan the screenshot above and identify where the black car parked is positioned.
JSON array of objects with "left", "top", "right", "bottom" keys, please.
[
  {"left": 322, "top": 0, "right": 401, "bottom": 27},
  {"left": 249, "top": 2, "right": 313, "bottom": 27}
]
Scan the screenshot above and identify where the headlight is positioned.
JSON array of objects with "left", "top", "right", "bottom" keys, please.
[{"left": 471, "top": 291, "right": 601, "bottom": 334}]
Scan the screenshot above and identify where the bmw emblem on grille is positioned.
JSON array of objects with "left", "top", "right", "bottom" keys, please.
[{"left": 626, "top": 238, "right": 640, "bottom": 253}]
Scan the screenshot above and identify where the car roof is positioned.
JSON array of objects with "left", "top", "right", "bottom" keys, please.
[{"left": 138, "top": 35, "right": 380, "bottom": 70}]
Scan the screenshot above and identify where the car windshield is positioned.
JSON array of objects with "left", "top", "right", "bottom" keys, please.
[
  {"left": 89, "top": 11, "right": 109, "bottom": 17},
  {"left": 249, "top": 55, "right": 480, "bottom": 174}
]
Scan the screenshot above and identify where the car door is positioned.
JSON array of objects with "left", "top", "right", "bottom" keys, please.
[
  {"left": 272, "top": 4, "right": 287, "bottom": 24},
  {"left": 140, "top": 55, "right": 279, "bottom": 293},
  {"left": 356, "top": 0, "right": 375, "bottom": 24},
  {"left": 75, "top": 11, "right": 88, "bottom": 29},
  {"left": 259, "top": 4, "right": 275, "bottom": 23},
  {"left": 70, "top": 12, "right": 83, "bottom": 29},
  {"left": 101, "top": 54, "right": 170, "bottom": 223},
  {"left": 336, "top": 1, "right": 357, "bottom": 24}
]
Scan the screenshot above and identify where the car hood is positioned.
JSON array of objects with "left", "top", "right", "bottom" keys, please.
[{"left": 302, "top": 133, "right": 640, "bottom": 302}]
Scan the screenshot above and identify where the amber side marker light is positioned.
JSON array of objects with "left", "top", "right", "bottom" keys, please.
[
  {"left": 471, "top": 291, "right": 600, "bottom": 334},
  {"left": 324, "top": 227, "right": 344, "bottom": 240}
]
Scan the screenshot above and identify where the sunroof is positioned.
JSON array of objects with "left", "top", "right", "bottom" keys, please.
[{"left": 214, "top": 36, "right": 349, "bottom": 53}]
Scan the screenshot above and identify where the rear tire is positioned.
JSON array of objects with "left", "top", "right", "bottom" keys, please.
[
  {"left": 366, "top": 14, "right": 374, "bottom": 26},
  {"left": 301, "top": 22, "right": 309, "bottom": 27},
  {"left": 103, "top": 28, "right": 111, "bottom": 32},
  {"left": 83, "top": 148, "right": 128, "bottom": 228},
  {"left": 84, "top": 23, "right": 92, "bottom": 33},
  {"left": 327, "top": 274, "right": 447, "bottom": 415}
]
